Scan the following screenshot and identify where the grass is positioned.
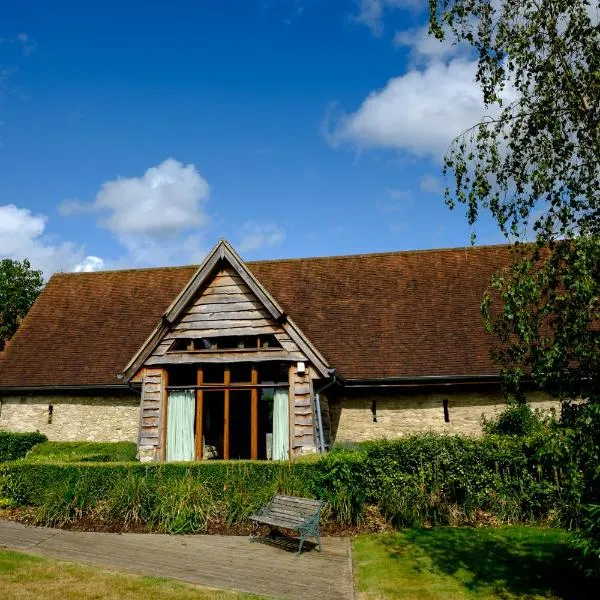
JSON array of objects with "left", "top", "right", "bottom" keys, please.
[
  {"left": 23, "top": 441, "right": 138, "bottom": 463},
  {"left": 0, "top": 549, "right": 263, "bottom": 599},
  {"left": 352, "top": 526, "right": 596, "bottom": 599}
]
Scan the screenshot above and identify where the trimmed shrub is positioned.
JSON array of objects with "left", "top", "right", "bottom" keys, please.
[
  {"left": 0, "top": 432, "right": 47, "bottom": 462},
  {"left": 0, "top": 433, "right": 570, "bottom": 533},
  {"left": 24, "top": 441, "right": 137, "bottom": 463}
]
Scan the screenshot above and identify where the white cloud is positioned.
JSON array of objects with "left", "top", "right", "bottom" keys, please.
[
  {"left": 353, "top": 0, "right": 422, "bottom": 36},
  {"left": 238, "top": 221, "right": 285, "bottom": 253},
  {"left": 325, "top": 55, "right": 516, "bottom": 161},
  {"left": 0, "top": 204, "right": 102, "bottom": 276},
  {"left": 96, "top": 158, "right": 210, "bottom": 238},
  {"left": 393, "top": 26, "right": 467, "bottom": 63},
  {"left": 419, "top": 174, "right": 442, "bottom": 194},
  {"left": 73, "top": 256, "right": 105, "bottom": 272},
  {"left": 57, "top": 198, "right": 94, "bottom": 216},
  {"left": 66, "top": 158, "right": 212, "bottom": 266}
]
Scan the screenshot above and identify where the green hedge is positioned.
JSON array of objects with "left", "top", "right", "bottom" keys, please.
[
  {"left": 0, "top": 432, "right": 47, "bottom": 462},
  {"left": 0, "top": 433, "right": 569, "bottom": 532},
  {"left": 23, "top": 441, "right": 138, "bottom": 463}
]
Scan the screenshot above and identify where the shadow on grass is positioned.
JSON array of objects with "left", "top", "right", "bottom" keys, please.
[{"left": 383, "top": 527, "right": 594, "bottom": 599}]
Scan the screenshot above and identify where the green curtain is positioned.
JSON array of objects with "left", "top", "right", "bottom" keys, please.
[
  {"left": 272, "top": 388, "right": 289, "bottom": 461},
  {"left": 166, "top": 390, "right": 196, "bottom": 461}
]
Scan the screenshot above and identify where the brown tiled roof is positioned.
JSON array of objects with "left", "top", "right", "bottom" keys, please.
[{"left": 0, "top": 245, "right": 514, "bottom": 388}]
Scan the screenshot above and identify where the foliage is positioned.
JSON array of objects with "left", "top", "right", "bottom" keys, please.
[
  {"left": 24, "top": 441, "right": 138, "bottom": 463},
  {"left": 571, "top": 505, "right": 600, "bottom": 578},
  {"left": 0, "top": 434, "right": 572, "bottom": 532},
  {"left": 0, "top": 258, "right": 43, "bottom": 346},
  {"left": 482, "top": 239, "right": 600, "bottom": 405},
  {"left": 353, "top": 527, "right": 594, "bottom": 599},
  {"left": 0, "top": 432, "right": 47, "bottom": 462},
  {"left": 429, "top": 0, "right": 599, "bottom": 242},
  {"left": 482, "top": 403, "right": 550, "bottom": 436},
  {"left": 429, "top": 0, "right": 600, "bottom": 573}
]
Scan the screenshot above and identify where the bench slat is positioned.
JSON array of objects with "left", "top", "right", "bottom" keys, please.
[
  {"left": 274, "top": 495, "right": 322, "bottom": 508},
  {"left": 269, "top": 503, "right": 319, "bottom": 516},
  {"left": 250, "top": 515, "right": 306, "bottom": 530},
  {"left": 265, "top": 510, "right": 309, "bottom": 524}
]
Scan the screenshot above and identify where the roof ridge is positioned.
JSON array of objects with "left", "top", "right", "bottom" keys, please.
[
  {"left": 50, "top": 242, "right": 515, "bottom": 277},
  {"left": 247, "top": 242, "right": 513, "bottom": 265}
]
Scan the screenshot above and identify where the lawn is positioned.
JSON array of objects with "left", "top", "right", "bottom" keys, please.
[
  {"left": 352, "top": 526, "right": 595, "bottom": 600},
  {"left": 23, "top": 441, "right": 138, "bottom": 463},
  {"left": 0, "top": 549, "right": 262, "bottom": 600}
]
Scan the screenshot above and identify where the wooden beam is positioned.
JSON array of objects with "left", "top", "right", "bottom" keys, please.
[
  {"left": 251, "top": 366, "right": 258, "bottom": 460},
  {"left": 288, "top": 365, "right": 295, "bottom": 460},
  {"left": 160, "top": 369, "right": 169, "bottom": 462},
  {"left": 195, "top": 367, "right": 203, "bottom": 460},
  {"left": 224, "top": 367, "right": 230, "bottom": 460}
]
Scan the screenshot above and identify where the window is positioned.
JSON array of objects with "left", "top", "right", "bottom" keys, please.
[{"left": 167, "top": 335, "right": 282, "bottom": 353}]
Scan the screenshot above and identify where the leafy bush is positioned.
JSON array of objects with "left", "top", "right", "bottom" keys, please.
[
  {"left": 24, "top": 441, "right": 137, "bottom": 463},
  {"left": 0, "top": 434, "right": 570, "bottom": 533},
  {"left": 571, "top": 504, "right": 600, "bottom": 578},
  {"left": 0, "top": 432, "right": 47, "bottom": 462},
  {"left": 482, "top": 403, "right": 550, "bottom": 436}
]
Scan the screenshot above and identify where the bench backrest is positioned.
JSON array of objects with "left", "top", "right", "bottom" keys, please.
[{"left": 269, "top": 495, "right": 324, "bottom": 520}]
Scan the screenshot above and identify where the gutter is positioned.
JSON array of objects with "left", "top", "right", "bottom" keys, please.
[
  {"left": 0, "top": 384, "right": 141, "bottom": 395},
  {"left": 341, "top": 374, "right": 507, "bottom": 388}
]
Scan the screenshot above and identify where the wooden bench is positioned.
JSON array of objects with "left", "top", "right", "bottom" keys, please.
[{"left": 249, "top": 495, "right": 325, "bottom": 556}]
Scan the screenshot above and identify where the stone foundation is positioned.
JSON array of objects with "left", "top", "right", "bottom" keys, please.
[
  {"left": 0, "top": 395, "right": 140, "bottom": 442},
  {"left": 330, "top": 390, "right": 559, "bottom": 443}
]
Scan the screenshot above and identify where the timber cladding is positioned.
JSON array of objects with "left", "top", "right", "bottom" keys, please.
[
  {"left": 146, "top": 267, "right": 304, "bottom": 364},
  {"left": 138, "top": 368, "right": 163, "bottom": 461}
]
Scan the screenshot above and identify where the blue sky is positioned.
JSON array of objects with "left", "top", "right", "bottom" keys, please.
[{"left": 0, "top": 0, "right": 505, "bottom": 275}]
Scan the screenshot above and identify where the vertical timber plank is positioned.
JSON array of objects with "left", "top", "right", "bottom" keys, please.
[
  {"left": 195, "top": 367, "right": 203, "bottom": 460},
  {"left": 160, "top": 369, "right": 169, "bottom": 462},
  {"left": 224, "top": 367, "right": 230, "bottom": 460},
  {"left": 288, "top": 365, "right": 295, "bottom": 460},
  {"left": 251, "top": 366, "right": 258, "bottom": 460}
]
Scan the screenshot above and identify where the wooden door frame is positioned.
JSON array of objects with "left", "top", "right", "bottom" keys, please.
[{"left": 164, "top": 363, "right": 289, "bottom": 462}]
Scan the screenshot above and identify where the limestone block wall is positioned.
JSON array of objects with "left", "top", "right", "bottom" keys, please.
[
  {"left": 330, "top": 390, "right": 560, "bottom": 443},
  {"left": 0, "top": 394, "right": 140, "bottom": 442}
]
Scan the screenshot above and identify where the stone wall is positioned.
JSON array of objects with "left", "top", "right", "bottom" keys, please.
[
  {"left": 0, "top": 395, "right": 140, "bottom": 442},
  {"left": 330, "top": 390, "right": 560, "bottom": 443}
]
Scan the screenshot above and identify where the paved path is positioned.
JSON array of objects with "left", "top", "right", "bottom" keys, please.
[{"left": 0, "top": 520, "right": 354, "bottom": 600}]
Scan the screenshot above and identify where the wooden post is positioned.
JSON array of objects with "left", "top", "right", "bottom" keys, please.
[
  {"left": 195, "top": 367, "right": 203, "bottom": 460},
  {"left": 224, "top": 367, "right": 230, "bottom": 460},
  {"left": 251, "top": 366, "right": 258, "bottom": 460},
  {"left": 288, "top": 365, "right": 295, "bottom": 461},
  {"left": 160, "top": 369, "right": 169, "bottom": 462}
]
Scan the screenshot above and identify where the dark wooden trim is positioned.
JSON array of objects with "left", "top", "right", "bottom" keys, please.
[
  {"left": 251, "top": 366, "right": 258, "bottom": 460},
  {"left": 160, "top": 369, "right": 169, "bottom": 462},
  {"left": 288, "top": 365, "right": 294, "bottom": 459},
  {"left": 195, "top": 368, "right": 203, "bottom": 460},
  {"left": 166, "top": 347, "right": 283, "bottom": 355},
  {"left": 224, "top": 367, "right": 230, "bottom": 460},
  {"left": 166, "top": 383, "right": 288, "bottom": 391}
]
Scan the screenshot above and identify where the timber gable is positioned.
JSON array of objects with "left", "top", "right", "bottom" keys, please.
[
  {"left": 145, "top": 265, "right": 307, "bottom": 366},
  {"left": 124, "top": 240, "right": 331, "bottom": 380}
]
